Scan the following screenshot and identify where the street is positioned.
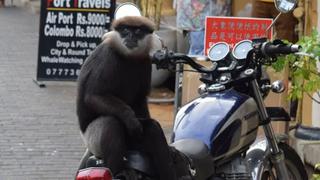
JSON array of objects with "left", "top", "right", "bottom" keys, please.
[{"left": 0, "top": 7, "right": 85, "bottom": 179}]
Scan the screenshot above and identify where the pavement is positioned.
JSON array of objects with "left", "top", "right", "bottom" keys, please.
[{"left": 0, "top": 6, "right": 174, "bottom": 180}]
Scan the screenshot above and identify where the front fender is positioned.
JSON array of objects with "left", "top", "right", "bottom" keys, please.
[{"left": 245, "top": 138, "right": 271, "bottom": 180}]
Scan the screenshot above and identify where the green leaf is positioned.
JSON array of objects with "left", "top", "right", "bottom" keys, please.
[
  {"left": 312, "top": 174, "right": 320, "bottom": 180},
  {"left": 272, "top": 56, "right": 286, "bottom": 72},
  {"left": 271, "top": 29, "right": 320, "bottom": 101},
  {"left": 304, "top": 81, "right": 314, "bottom": 92}
]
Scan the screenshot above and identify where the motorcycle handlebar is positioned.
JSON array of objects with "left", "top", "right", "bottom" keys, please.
[
  {"left": 261, "top": 42, "right": 301, "bottom": 57},
  {"left": 152, "top": 40, "right": 301, "bottom": 73},
  {"left": 152, "top": 50, "right": 216, "bottom": 73}
]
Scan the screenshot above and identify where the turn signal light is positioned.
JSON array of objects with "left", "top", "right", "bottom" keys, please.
[{"left": 76, "top": 167, "right": 112, "bottom": 180}]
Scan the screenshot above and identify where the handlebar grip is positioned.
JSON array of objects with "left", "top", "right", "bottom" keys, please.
[
  {"left": 261, "top": 42, "right": 301, "bottom": 57},
  {"left": 151, "top": 50, "right": 168, "bottom": 69},
  {"left": 152, "top": 50, "right": 166, "bottom": 62},
  {"left": 152, "top": 49, "right": 171, "bottom": 67}
]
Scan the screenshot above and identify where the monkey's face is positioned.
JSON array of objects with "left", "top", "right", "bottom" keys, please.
[
  {"left": 105, "top": 16, "right": 161, "bottom": 59},
  {"left": 116, "top": 25, "right": 153, "bottom": 50}
]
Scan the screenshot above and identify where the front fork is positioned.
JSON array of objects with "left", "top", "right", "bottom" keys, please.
[{"left": 250, "top": 79, "right": 290, "bottom": 179}]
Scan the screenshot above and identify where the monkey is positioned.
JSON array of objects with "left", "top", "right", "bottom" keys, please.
[{"left": 76, "top": 16, "right": 178, "bottom": 180}]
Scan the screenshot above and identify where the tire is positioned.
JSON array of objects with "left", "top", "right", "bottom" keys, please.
[{"left": 261, "top": 142, "right": 308, "bottom": 180}]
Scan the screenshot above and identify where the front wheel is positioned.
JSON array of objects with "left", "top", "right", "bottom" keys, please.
[{"left": 261, "top": 142, "right": 308, "bottom": 180}]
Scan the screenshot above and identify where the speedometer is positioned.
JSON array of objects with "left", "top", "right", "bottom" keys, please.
[
  {"left": 232, "top": 40, "right": 253, "bottom": 60},
  {"left": 208, "top": 42, "right": 230, "bottom": 62}
]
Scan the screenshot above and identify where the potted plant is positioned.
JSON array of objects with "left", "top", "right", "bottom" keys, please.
[
  {"left": 312, "top": 163, "right": 320, "bottom": 180},
  {"left": 272, "top": 29, "right": 320, "bottom": 124}
]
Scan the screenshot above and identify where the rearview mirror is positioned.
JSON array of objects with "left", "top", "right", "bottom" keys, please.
[
  {"left": 114, "top": 3, "right": 142, "bottom": 20},
  {"left": 274, "top": 0, "right": 297, "bottom": 13}
]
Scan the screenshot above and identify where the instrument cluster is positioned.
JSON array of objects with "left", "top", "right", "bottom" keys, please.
[{"left": 207, "top": 40, "right": 253, "bottom": 70}]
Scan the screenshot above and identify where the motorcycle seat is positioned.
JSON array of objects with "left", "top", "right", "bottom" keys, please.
[
  {"left": 125, "top": 151, "right": 155, "bottom": 176},
  {"left": 170, "top": 139, "right": 210, "bottom": 160}
]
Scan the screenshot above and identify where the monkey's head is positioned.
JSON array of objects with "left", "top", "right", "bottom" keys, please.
[{"left": 102, "top": 16, "right": 163, "bottom": 59}]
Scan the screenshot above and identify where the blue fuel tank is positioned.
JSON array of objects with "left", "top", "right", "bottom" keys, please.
[{"left": 173, "top": 89, "right": 260, "bottom": 160}]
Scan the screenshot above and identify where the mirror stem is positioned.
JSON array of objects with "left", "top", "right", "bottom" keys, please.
[{"left": 266, "top": 12, "right": 282, "bottom": 38}]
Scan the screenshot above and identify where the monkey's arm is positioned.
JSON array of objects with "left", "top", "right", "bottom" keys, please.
[
  {"left": 132, "top": 96, "right": 150, "bottom": 119},
  {"left": 84, "top": 94, "right": 142, "bottom": 135}
]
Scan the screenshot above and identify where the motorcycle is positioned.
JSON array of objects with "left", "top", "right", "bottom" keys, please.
[{"left": 75, "top": 0, "right": 308, "bottom": 179}]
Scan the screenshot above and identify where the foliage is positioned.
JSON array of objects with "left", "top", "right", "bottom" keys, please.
[
  {"left": 135, "top": 0, "right": 163, "bottom": 30},
  {"left": 272, "top": 29, "right": 320, "bottom": 101},
  {"left": 312, "top": 163, "right": 320, "bottom": 180}
]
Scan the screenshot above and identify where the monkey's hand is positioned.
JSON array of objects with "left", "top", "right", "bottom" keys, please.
[{"left": 85, "top": 94, "right": 143, "bottom": 136}]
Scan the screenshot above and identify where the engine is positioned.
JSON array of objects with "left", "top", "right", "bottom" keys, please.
[{"left": 212, "top": 156, "right": 251, "bottom": 180}]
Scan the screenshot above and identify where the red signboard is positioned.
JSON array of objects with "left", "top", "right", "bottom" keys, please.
[{"left": 204, "top": 16, "right": 273, "bottom": 55}]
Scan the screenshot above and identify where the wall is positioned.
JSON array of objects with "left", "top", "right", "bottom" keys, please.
[
  {"left": 301, "top": 0, "right": 319, "bottom": 126},
  {"left": 232, "top": 0, "right": 252, "bottom": 16}
]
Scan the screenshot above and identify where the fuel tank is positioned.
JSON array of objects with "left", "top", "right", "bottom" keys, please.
[{"left": 172, "top": 89, "right": 260, "bottom": 161}]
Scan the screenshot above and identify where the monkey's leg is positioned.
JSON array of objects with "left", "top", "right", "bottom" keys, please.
[
  {"left": 132, "top": 96, "right": 150, "bottom": 118},
  {"left": 84, "top": 94, "right": 142, "bottom": 135},
  {"left": 136, "top": 119, "right": 178, "bottom": 180},
  {"left": 83, "top": 116, "right": 126, "bottom": 174}
]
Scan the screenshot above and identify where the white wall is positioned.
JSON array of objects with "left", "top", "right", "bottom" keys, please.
[
  {"left": 311, "top": 1, "right": 320, "bottom": 127},
  {"left": 312, "top": 61, "right": 320, "bottom": 127}
]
